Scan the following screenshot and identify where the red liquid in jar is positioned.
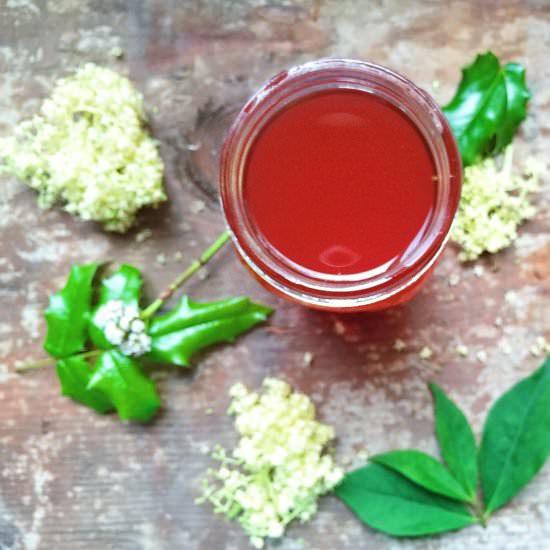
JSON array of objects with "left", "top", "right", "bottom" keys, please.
[{"left": 244, "top": 89, "right": 437, "bottom": 277}]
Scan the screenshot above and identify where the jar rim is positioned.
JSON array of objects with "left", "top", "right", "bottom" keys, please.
[{"left": 220, "top": 58, "right": 462, "bottom": 309}]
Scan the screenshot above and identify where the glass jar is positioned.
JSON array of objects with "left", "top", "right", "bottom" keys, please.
[{"left": 220, "top": 58, "right": 462, "bottom": 311}]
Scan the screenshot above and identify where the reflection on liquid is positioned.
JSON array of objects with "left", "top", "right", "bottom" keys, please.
[
  {"left": 400, "top": 209, "right": 434, "bottom": 267},
  {"left": 319, "top": 245, "right": 361, "bottom": 268},
  {"left": 317, "top": 112, "right": 369, "bottom": 128},
  {"left": 319, "top": 243, "right": 407, "bottom": 282}
]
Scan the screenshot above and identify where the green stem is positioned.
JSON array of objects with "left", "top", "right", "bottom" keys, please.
[
  {"left": 141, "top": 230, "right": 231, "bottom": 319},
  {"left": 471, "top": 498, "right": 488, "bottom": 528},
  {"left": 479, "top": 514, "right": 488, "bottom": 528},
  {"left": 16, "top": 349, "right": 101, "bottom": 372}
]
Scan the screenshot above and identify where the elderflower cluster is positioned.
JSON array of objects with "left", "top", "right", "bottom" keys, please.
[
  {"left": 452, "top": 147, "right": 544, "bottom": 261},
  {"left": 0, "top": 63, "right": 166, "bottom": 232},
  {"left": 199, "top": 378, "right": 343, "bottom": 548},
  {"left": 95, "top": 300, "right": 151, "bottom": 357}
]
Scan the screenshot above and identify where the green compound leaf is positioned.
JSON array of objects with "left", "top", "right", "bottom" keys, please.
[
  {"left": 89, "top": 264, "right": 143, "bottom": 349},
  {"left": 371, "top": 450, "right": 472, "bottom": 503},
  {"left": 56, "top": 355, "right": 113, "bottom": 413},
  {"left": 147, "top": 296, "right": 272, "bottom": 367},
  {"left": 479, "top": 359, "right": 550, "bottom": 515},
  {"left": 44, "top": 263, "right": 98, "bottom": 358},
  {"left": 429, "top": 383, "right": 478, "bottom": 502},
  {"left": 443, "top": 51, "right": 530, "bottom": 166},
  {"left": 87, "top": 350, "right": 161, "bottom": 422},
  {"left": 334, "top": 463, "right": 477, "bottom": 537}
]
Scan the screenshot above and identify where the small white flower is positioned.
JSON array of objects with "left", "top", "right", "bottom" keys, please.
[
  {"left": 267, "top": 521, "right": 284, "bottom": 538},
  {"left": 419, "top": 346, "right": 433, "bottom": 360},
  {"left": 250, "top": 537, "right": 264, "bottom": 549},
  {"left": 125, "top": 304, "right": 140, "bottom": 318},
  {"left": 326, "top": 467, "right": 344, "bottom": 487},
  {"left": 119, "top": 315, "right": 132, "bottom": 331},
  {"left": 476, "top": 350, "right": 488, "bottom": 364},
  {"left": 218, "top": 467, "right": 230, "bottom": 480},
  {"left": 472, "top": 265, "right": 485, "bottom": 278},
  {"left": 456, "top": 344, "right": 469, "bottom": 357},
  {"left": 104, "top": 322, "right": 125, "bottom": 346},
  {"left": 393, "top": 338, "right": 406, "bottom": 352},
  {"left": 138, "top": 333, "right": 152, "bottom": 349},
  {"left": 118, "top": 341, "right": 132, "bottom": 356},
  {"left": 131, "top": 318, "right": 145, "bottom": 333}
]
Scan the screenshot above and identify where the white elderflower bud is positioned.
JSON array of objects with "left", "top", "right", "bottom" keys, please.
[
  {"left": 97, "top": 300, "right": 151, "bottom": 357},
  {"left": 138, "top": 332, "right": 152, "bottom": 347},
  {"left": 199, "top": 377, "right": 342, "bottom": 548},
  {"left": 118, "top": 341, "right": 132, "bottom": 356},
  {"left": 118, "top": 314, "right": 133, "bottom": 331},
  {"left": 130, "top": 318, "right": 145, "bottom": 334},
  {"left": 229, "top": 382, "right": 248, "bottom": 399},
  {"left": 267, "top": 521, "right": 284, "bottom": 538},
  {"left": 419, "top": 346, "right": 433, "bottom": 360},
  {"left": 124, "top": 304, "right": 140, "bottom": 319},
  {"left": 326, "top": 466, "right": 344, "bottom": 487},
  {"left": 104, "top": 322, "right": 125, "bottom": 346}
]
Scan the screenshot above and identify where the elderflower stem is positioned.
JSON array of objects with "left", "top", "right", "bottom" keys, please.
[
  {"left": 141, "top": 230, "right": 231, "bottom": 319},
  {"left": 502, "top": 143, "right": 514, "bottom": 177},
  {"left": 16, "top": 349, "right": 101, "bottom": 372}
]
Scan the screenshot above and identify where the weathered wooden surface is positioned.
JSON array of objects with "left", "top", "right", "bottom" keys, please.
[{"left": 1, "top": 1, "right": 549, "bottom": 549}]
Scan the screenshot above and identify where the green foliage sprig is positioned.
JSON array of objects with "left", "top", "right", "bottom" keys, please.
[
  {"left": 442, "top": 51, "right": 530, "bottom": 166},
  {"left": 18, "top": 232, "right": 272, "bottom": 422},
  {"left": 334, "top": 360, "right": 550, "bottom": 536}
]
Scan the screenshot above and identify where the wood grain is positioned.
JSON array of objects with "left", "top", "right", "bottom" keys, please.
[{"left": 0, "top": 1, "right": 549, "bottom": 549}]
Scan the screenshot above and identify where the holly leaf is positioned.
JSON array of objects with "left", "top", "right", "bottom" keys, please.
[
  {"left": 44, "top": 263, "right": 98, "bottom": 357},
  {"left": 96, "top": 264, "right": 142, "bottom": 305},
  {"left": 497, "top": 63, "right": 530, "bottom": 151},
  {"left": 147, "top": 296, "right": 271, "bottom": 367},
  {"left": 56, "top": 355, "right": 113, "bottom": 413},
  {"left": 371, "top": 450, "right": 473, "bottom": 503},
  {"left": 89, "top": 264, "right": 143, "bottom": 349},
  {"left": 479, "top": 358, "right": 550, "bottom": 515},
  {"left": 442, "top": 51, "right": 530, "bottom": 166},
  {"left": 87, "top": 350, "right": 161, "bottom": 422},
  {"left": 334, "top": 463, "right": 477, "bottom": 536},
  {"left": 429, "top": 382, "right": 478, "bottom": 502}
]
